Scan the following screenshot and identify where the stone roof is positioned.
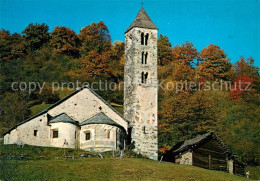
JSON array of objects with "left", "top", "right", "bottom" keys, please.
[
  {"left": 79, "top": 112, "right": 121, "bottom": 127},
  {"left": 49, "top": 113, "right": 76, "bottom": 124},
  {"left": 125, "top": 8, "right": 158, "bottom": 33},
  {"left": 172, "top": 131, "right": 232, "bottom": 156}
]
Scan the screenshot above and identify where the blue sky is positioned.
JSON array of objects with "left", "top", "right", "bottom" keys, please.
[{"left": 0, "top": 0, "right": 259, "bottom": 66}]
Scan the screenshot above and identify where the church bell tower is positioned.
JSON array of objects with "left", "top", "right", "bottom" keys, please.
[{"left": 124, "top": 8, "right": 158, "bottom": 160}]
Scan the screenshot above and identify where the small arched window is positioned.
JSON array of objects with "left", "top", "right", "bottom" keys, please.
[
  {"left": 141, "top": 72, "right": 148, "bottom": 84},
  {"left": 141, "top": 52, "right": 144, "bottom": 64},
  {"left": 141, "top": 52, "right": 148, "bottom": 64},
  {"left": 141, "top": 72, "right": 144, "bottom": 83},
  {"left": 144, "top": 72, "right": 148, "bottom": 83},
  {"left": 145, "top": 52, "right": 148, "bottom": 64},
  {"left": 107, "top": 130, "right": 110, "bottom": 139},
  {"left": 145, "top": 33, "right": 149, "bottom": 45},
  {"left": 141, "top": 33, "right": 144, "bottom": 45}
]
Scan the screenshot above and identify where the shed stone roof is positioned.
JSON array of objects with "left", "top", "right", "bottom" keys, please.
[
  {"left": 125, "top": 8, "right": 158, "bottom": 33},
  {"left": 79, "top": 112, "right": 121, "bottom": 128},
  {"left": 49, "top": 113, "right": 76, "bottom": 124},
  {"left": 173, "top": 131, "right": 232, "bottom": 156}
]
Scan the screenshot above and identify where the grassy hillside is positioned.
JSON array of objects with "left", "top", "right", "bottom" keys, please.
[
  {"left": 3, "top": 159, "right": 248, "bottom": 181},
  {"left": 0, "top": 143, "right": 248, "bottom": 181},
  {"left": 30, "top": 103, "right": 53, "bottom": 116}
]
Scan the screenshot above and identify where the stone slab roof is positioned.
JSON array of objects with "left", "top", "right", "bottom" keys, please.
[
  {"left": 172, "top": 131, "right": 232, "bottom": 156},
  {"left": 125, "top": 8, "right": 158, "bottom": 33},
  {"left": 49, "top": 113, "right": 76, "bottom": 124},
  {"left": 79, "top": 112, "right": 121, "bottom": 128}
]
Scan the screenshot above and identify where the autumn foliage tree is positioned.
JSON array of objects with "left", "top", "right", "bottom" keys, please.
[
  {"left": 229, "top": 75, "right": 257, "bottom": 102},
  {"left": 22, "top": 23, "right": 50, "bottom": 52},
  {"left": 197, "top": 44, "right": 231, "bottom": 81},
  {"left": 50, "top": 26, "right": 80, "bottom": 57},
  {"left": 79, "top": 21, "right": 111, "bottom": 56},
  {"left": 157, "top": 34, "right": 172, "bottom": 65},
  {"left": 0, "top": 30, "right": 26, "bottom": 61},
  {"left": 234, "top": 57, "right": 259, "bottom": 78},
  {"left": 108, "top": 41, "right": 125, "bottom": 81},
  {"left": 80, "top": 50, "right": 112, "bottom": 79},
  {"left": 159, "top": 90, "right": 219, "bottom": 146},
  {"left": 172, "top": 41, "right": 199, "bottom": 65}
]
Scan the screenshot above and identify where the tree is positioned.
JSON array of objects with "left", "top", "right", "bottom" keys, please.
[
  {"left": 197, "top": 44, "right": 231, "bottom": 81},
  {"left": 172, "top": 41, "right": 198, "bottom": 65},
  {"left": 107, "top": 41, "right": 125, "bottom": 82},
  {"left": 22, "top": 23, "right": 50, "bottom": 52},
  {"left": 229, "top": 75, "right": 259, "bottom": 104},
  {"left": 233, "top": 57, "right": 260, "bottom": 91},
  {"left": 220, "top": 102, "right": 260, "bottom": 164},
  {"left": 50, "top": 26, "right": 80, "bottom": 57},
  {"left": 158, "top": 34, "right": 172, "bottom": 65},
  {"left": 172, "top": 62, "right": 195, "bottom": 81},
  {"left": 80, "top": 50, "right": 112, "bottom": 79},
  {"left": 0, "top": 59, "right": 24, "bottom": 94},
  {"left": 159, "top": 91, "right": 219, "bottom": 146},
  {"left": 79, "top": 21, "right": 111, "bottom": 56},
  {"left": 0, "top": 30, "right": 12, "bottom": 61},
  {"left": 0, "top": 92, "right": 30, "bottom": 128},
  {"left": 37, "top": 86, "right": 60, "bottom": 104},
  {"left": 11, "top": 33, "right": 26, "bottom": 59},
  {"left": 234, "top": 57, "right": 259, "bottom": 79},
  {"left": 0, "top": 30, "right": 26, "bottom": 61}
]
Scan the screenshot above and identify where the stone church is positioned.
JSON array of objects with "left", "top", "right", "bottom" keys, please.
[{"left": 3, "top": 8, "right": 159, "bottom": 160}]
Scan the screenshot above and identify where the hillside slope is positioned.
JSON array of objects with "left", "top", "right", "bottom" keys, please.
[
  {"left": 0, "top": 144, "right": 247, "bottom": 181},
  {"left": 1, "top": 158, "right": 247, "bottom": 181}
]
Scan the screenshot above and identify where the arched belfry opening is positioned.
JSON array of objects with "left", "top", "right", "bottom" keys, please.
[
  {"left": 141, "top": 72, "right": 144, "bottom": 83},
  {"left": 142, "top": 52, "right": 144, "bottom": 64},
  {"left": 145, "top": 33, "right": 149, "bottom": 45},
  {"left": 141, "top": 52, "right": 148, "bottom": 64},
  {"left": 141, "top": 72, "right": 148, "bottom": 84},
  {"left": 145, "top": 52, "right": 148, "bottom": 64},
  {"left": 141, "top": 33, "right": 144, "bottom": 45},
  {"left": 144, "top": 72, "right": 148, "bottom": 83}
]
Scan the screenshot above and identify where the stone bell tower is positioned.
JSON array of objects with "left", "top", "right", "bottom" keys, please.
[{"left": 124, "top": 8, "right": 158, "bottom": 160}]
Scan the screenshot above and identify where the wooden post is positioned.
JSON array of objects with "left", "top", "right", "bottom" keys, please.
[{"left": 209, "top": 154, "right": 212, "bottom": 169}]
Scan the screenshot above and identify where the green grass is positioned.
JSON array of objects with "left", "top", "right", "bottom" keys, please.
[
  {"left": 112, "top": 106, "right": 124, "bottom": 114},
  {"left": 55, "top": 87, "right": 75, "bottom": 99},
  {"left": 246, "top": 166, "right": 260, "bottom": 180},
  {"left": 30, "top": 103, "right": 53, "bottom": 116},
  {"left": 29, "top": 87, "right": 74, "bottom": 117},
  {"left": 110, "top": 102, "right": 124, "bottom": 114},
  {"left": 1, "top": 158, "right": 247, "bottom": 181},
  {"left": 0, "top": 143, "right": 248, "bottom": 181}
]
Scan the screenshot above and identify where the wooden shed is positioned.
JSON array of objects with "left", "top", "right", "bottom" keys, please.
[{"left": 163, "top": 132, "right": 245, "bottom": 176}]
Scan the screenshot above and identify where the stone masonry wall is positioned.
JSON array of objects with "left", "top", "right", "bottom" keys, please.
[
  {"left": 50, "top": 122, "right": 78, "bottom": 148},
  {"left": 124, "top": 27, "right": 158, "bottom": 160},
  {"left": 176, "top": 151, "right": 193, "bottom": 165},
  {"left": 80, "top": 124, "right": 123, "bottom": 152},
  {"left": 4, "top": 114, "right": 51, "bottom": 146},
  {"left": 228, "top": 159, "right": 234, "bottom": 174}
]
